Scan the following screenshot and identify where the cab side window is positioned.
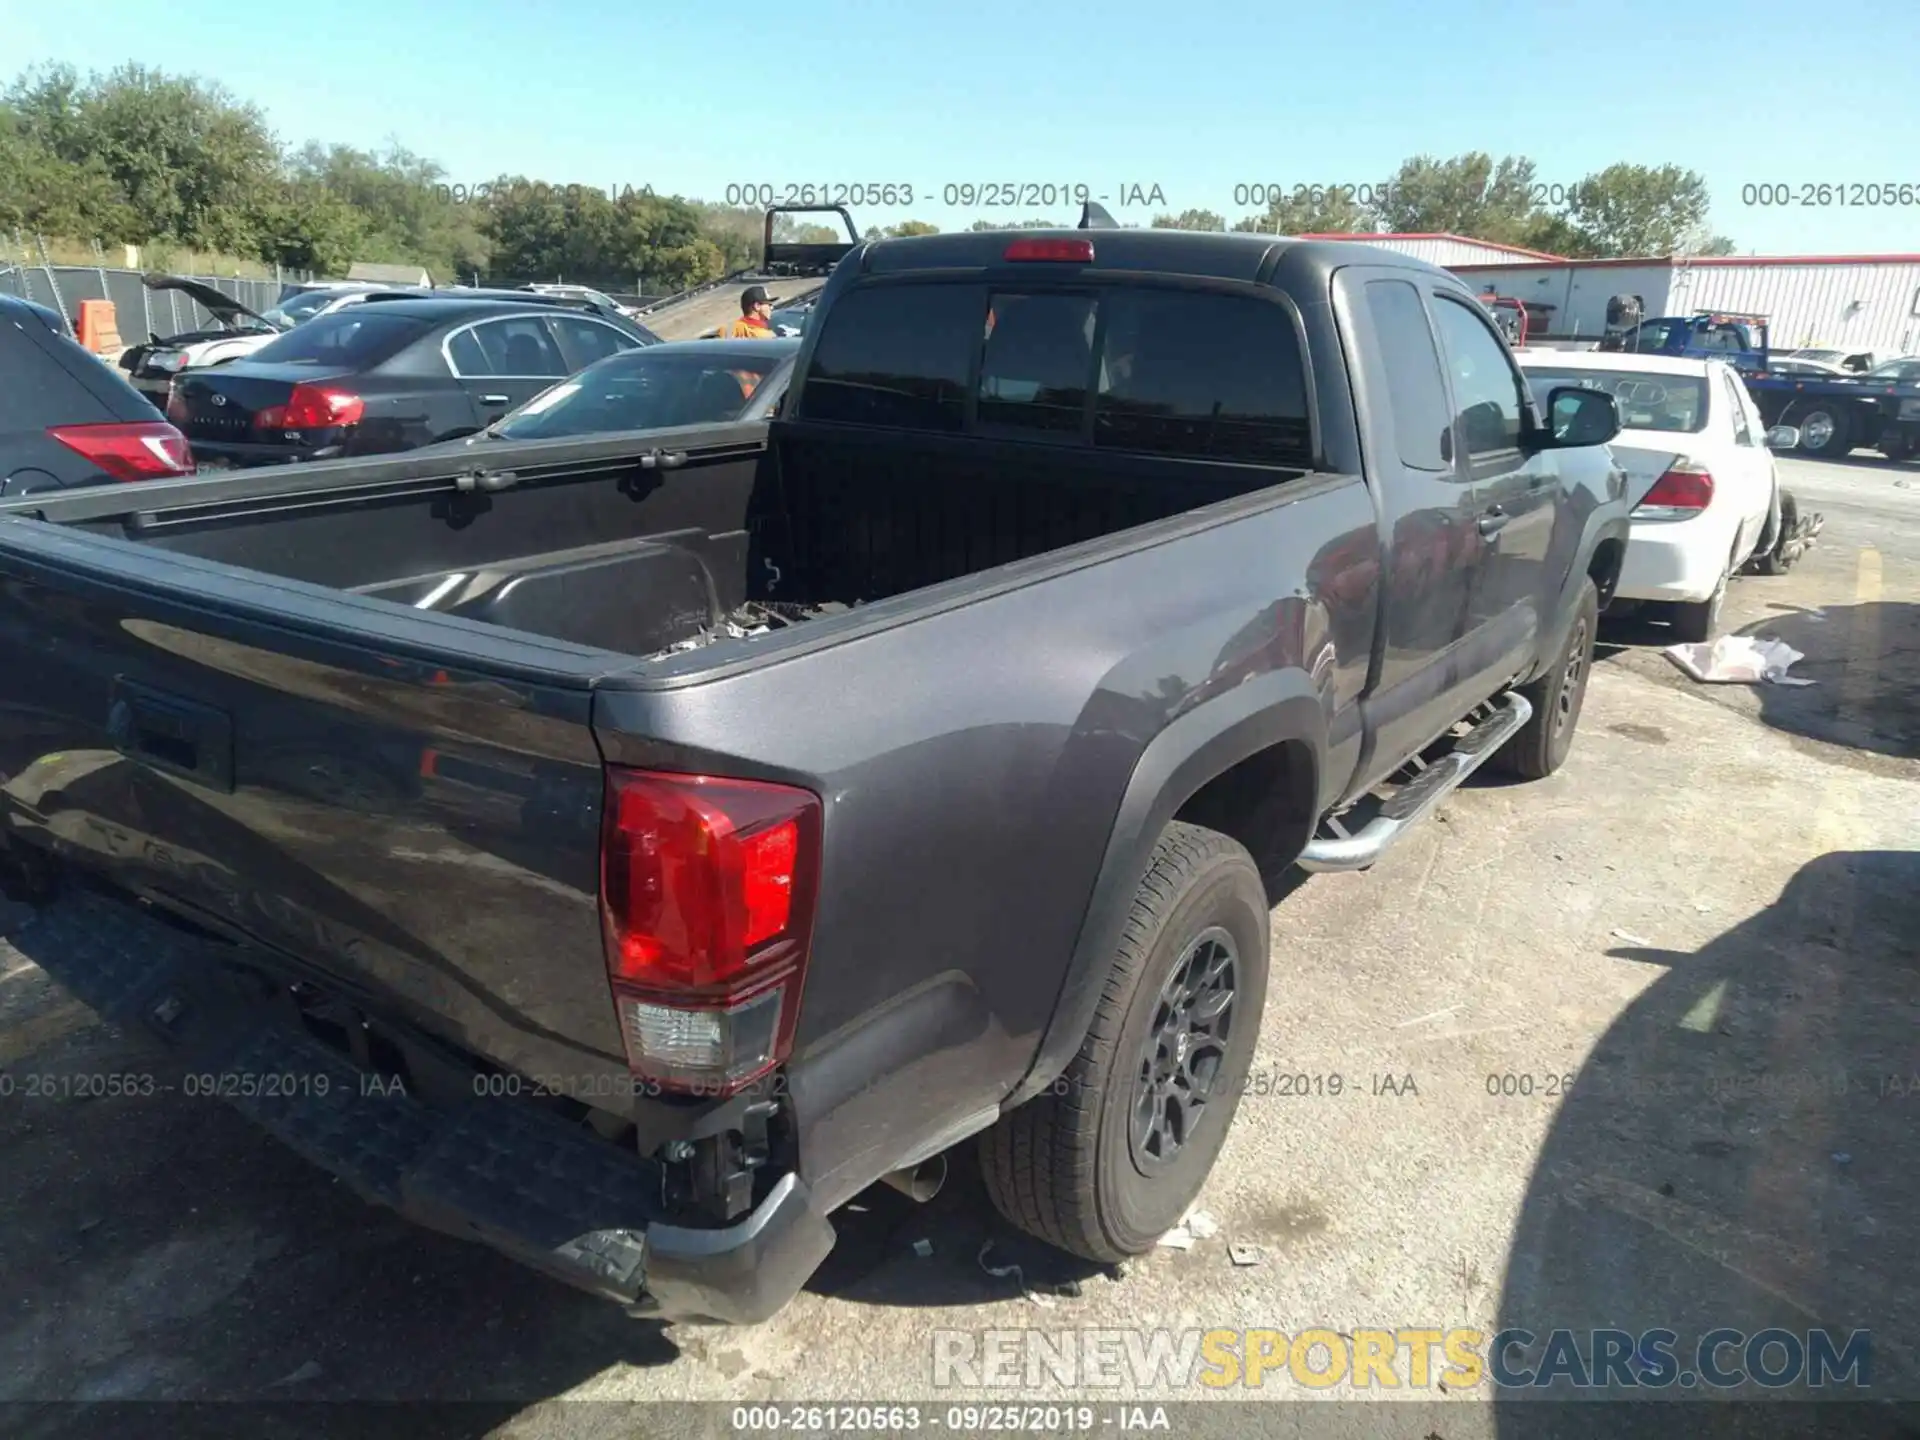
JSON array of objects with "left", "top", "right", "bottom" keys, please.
[{"left": 1431, "top": 296, "right": 1525, "bottom": 460}]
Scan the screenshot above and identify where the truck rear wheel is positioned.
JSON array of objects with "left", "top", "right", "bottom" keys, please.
[
  {"left": 1494, "top": 576, "right": 1597, "bottom": 780},
  {"left": 979, "top": 822, "right": 1269, "bottom": 1263},
  {"left": 1798, "top": 406, "right": 1853, "bottom": 459}
]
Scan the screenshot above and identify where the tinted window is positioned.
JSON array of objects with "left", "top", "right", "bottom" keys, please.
[
  {"left": 1432, "top": 297, "right": 1524, "bottom": 455},
  {"left": 468, "top": 317, "right": 568, "bottom": 377},
  {"left": 447, "top": 329, "right": 489, "bottom": 376},
  {"left": 493, "top": 349, "right": 784, "bottom": 439},
  {"left": 1364, "top": 280, "right": 1451, "bottom": 471},
  {"left": 551, "top": 316, "right": 640, "bottom": 369},
  {"left": 1094, "top": 289, "right": 1311, "bottom": 465},
  {"left": 247, "top": 311, "right": 430, "bottom": 368},
  {"left": 978, "top": 292, "right": 1095, "bottom": 436},
  {"left": 1524, "top": 367, "right": 1709, "bottom": 434},
  {"left": 800, "top": 283, "right": 982, "bottom": 431},
  {"left": 261, "top": 289, "right": 357, "bottom": 327},
  {"left": 1623, "top": 318, "right": 1682, "bottom": 352}
]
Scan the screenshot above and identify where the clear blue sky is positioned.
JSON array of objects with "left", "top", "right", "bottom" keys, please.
[{"left": 11, "top": 0, "right": 1920, "bottom": 255}]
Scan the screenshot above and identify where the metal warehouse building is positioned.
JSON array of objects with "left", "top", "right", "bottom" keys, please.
[{"left": 1309, "top": 233, "right": 1920, "bottom": 356}]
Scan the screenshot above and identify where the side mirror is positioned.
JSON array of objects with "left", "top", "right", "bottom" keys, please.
[
  {"left": 1765, "top": 424, "right": 1801, "bottom": 450},
  {"left": 1538, "top": 386, "right": 1621, "bottom": 448}
]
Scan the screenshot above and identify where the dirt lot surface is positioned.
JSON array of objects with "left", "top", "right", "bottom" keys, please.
[{"left": 2, "top": 455, "right": 1917, "bottom": 1438}]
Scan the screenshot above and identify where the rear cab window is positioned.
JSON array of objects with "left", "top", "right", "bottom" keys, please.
[{"left": 798, "top": 281, "right": 1312, "bottom": 467}]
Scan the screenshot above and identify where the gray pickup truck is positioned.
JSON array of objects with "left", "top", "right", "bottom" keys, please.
[{"left": 0, "top": 220, "right": 1629, "bottom": 1324}]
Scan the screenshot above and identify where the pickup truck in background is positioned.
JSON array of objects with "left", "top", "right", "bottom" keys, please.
[{"left": 0, "top": 221, "right": 1629, "bottom": 1324}]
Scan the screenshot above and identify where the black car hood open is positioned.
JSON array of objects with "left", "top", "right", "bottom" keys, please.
[{"left": 142, "top": 273, "right": 281, "bottom": 334}]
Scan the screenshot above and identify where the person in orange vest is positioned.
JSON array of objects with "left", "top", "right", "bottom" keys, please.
[{"left": 718, "top": 285, "right": 776, "bottom": 339}]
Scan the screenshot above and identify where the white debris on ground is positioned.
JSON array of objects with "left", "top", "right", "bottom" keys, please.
[
  {"left": 1664, "top": 635, "right": 1816, "bottom": 686},
  {"left": 1157, "top": 1206, "right": 1218, "bottom": 1249}
]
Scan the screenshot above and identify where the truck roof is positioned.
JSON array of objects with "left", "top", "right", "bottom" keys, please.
[{"left": 856, "top": 228, "right": 1459, "bottom": 287}]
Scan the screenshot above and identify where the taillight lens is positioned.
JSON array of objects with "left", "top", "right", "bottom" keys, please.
[
  {"left": 46, "top": 421, "right": 195, "bottom": 482},
  {"left": 600, "top": 769, "right": 822, "bottom": 1095},
  {"left": 255, "top": 383, "right": 364, "bottom": 432},
  {"left": 1634, "top": 460, "right": 1714, "bottom": 520},
  {"left": 165, "top": 384, "right": 188, "bottom": 424}
]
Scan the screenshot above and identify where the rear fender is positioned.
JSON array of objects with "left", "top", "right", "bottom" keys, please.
[{"left": 1005, "top": 669, "right": 1326, "bottom": 1107}]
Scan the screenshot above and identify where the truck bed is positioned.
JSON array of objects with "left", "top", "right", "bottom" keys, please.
[{"left": 5, "top": 419, "right": 1289, "bottom": 659}]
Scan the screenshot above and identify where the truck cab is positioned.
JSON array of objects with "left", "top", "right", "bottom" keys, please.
[{"left": 1604, "top": 311, "right": 1770, "bottom": 377}]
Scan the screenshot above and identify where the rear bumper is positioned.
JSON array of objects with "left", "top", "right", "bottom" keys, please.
[
  {"left": 184, "top": 439, "right": 343, "bottom": 469},
  {"left": 1615, "top": 514, "right": 1734, "bottom": 604},
  {"left": 15, "top": 884, "right": 835, "bottom": 1324}
]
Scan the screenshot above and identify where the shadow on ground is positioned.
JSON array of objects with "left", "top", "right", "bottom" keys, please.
[
  {"left": 1493, "top": 850, "right": 1920, "bottom": 1439},
  {"left": 1597, "top": 600, "right": 1920, "bottom": 761}
]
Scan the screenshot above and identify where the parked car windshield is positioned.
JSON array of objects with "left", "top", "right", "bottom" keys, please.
[
  {"left": 1866, "top": 358, "right": 1920, "bottom": 381},
  {"left": 490, "top": 348, "right": 786, "bottom": 439},
  {"left": 259, "top": 289, "right": 358, "bottom": 328},
  {"left": 1524, "top": 367, "right": 1709, "bottom": 433},
  {"left": 245, "top": 310, "right": 432, "bottom": 367}
]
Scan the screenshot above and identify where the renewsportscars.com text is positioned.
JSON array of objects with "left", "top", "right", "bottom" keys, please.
[{"left": 931, "top": 1326, "right": 1871, "bottom": 1392}]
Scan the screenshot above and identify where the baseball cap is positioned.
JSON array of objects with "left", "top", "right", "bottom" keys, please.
[{"left": 742, "top": 284, "right": 772, "bottom": 307}]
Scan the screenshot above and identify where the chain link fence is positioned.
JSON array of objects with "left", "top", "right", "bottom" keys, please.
[{"left": 0, "top": 240, "right": 312, "bottom": 341}]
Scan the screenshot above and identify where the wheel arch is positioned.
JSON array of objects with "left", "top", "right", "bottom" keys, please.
[{"left": 1005, "top": 670, "right": 1326, "bottom": 1108}]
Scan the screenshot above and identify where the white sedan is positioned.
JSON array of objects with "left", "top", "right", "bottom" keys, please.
[{"left": 1516, "top": 350, "right": 1792, "bottom": 642}]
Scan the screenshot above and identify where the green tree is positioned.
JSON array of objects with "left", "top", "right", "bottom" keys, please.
[
  {"left": 1230, "top": 188, "right": 1371, "bottom": 236},
  {"left": 8, "top": 63, "right": 278, "bottom": 251},
  {"left": 1151, "top": 208, "right": 1225, "bottom": 231},
  {"left": 1372, "top": 152, "right": 1541, "bottom": 243},
  {"left": 251, "top": 177, "right": 366, "bottom": 274},
  {"left": 966, "top": 217, "right": 1065, "bottom": 231},
  {"left": 689, "top": 202, "right": 766, "bottom": 272},
  {"left": 288, "top": 142, "right": 487, "bottom": 278},
  {"left": 1563, "top": 163, "right": 1715, "bottom": 258},
  {"left": 862, "top": 219, "right": 941, "bottom": 239},
  {"left": 0, "top": 101, "right": 134, "bottom": 238}
]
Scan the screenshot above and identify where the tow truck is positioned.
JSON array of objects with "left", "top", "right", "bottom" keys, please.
[{"left": 1604, "top": 309, "right": 1920, "bottom": 461}]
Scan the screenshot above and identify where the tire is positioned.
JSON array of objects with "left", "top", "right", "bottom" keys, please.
[
  {"left": 1494, "top": 576, "right": 1599, "bottom": 780},
  {"left": 1797, "top": 405, "right": 1854, "bottom": 460},
  {"left": 978, "top": 822, "right": 1269, "bottom": 1262},
  {"left": 1752, "top": 492, "right": 1798, "bottom": 575},
  {"left": 1669, "top": 555, "right": 1730, "bottom": 644}
]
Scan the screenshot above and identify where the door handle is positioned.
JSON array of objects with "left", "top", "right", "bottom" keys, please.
[
  {"left": 1477, "top": 506, "right": 1509, "bottom": 537},
  {"left": 479, "top": 393, "right": 510, "bottom": 406}
]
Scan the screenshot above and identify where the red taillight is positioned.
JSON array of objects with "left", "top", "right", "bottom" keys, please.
[
  {"left": 1636, "top": 461, "right": 1714, "bottom": 517},
  {"left": 46, "top": 421, "right": 194, "bottom": 482},
  {"left": 599, "top": 768, "right": 822, "bottom": 1095},
  {"left": 254, "top": 382, "right": 364, "bottom": 432},
  {"left": 1004, "top": 238, "right": 1094, "bottom": 263}
]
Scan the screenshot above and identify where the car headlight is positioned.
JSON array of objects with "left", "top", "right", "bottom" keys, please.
[{"left": 146, "top": 351, "right": 189, "bottom": 373}]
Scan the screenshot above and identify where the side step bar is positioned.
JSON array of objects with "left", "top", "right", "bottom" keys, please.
[{"left": 1297, "top": 691, "right": 1533, "bottom": 874}]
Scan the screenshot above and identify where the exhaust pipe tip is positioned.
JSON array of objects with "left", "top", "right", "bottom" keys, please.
[{"left": 880, "top": 1153, "right": 947, "bottom": 1204}]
